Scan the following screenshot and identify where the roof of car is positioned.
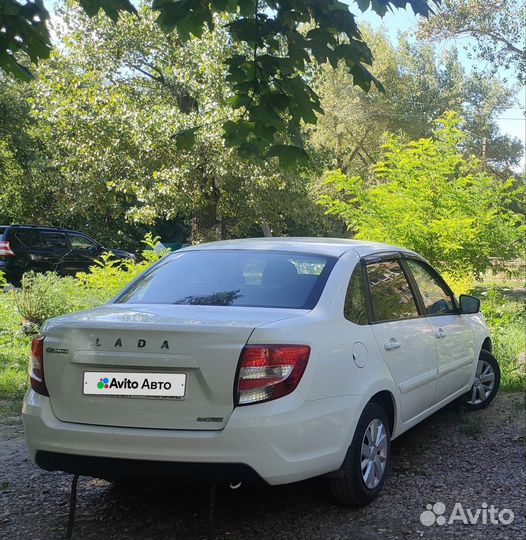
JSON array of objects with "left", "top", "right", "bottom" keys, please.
[
  {"left": 182, "top": 237, "right": 418, "bottom": 258},
  {"left": 1, "top": 224, "right": 69, "bottom": 231}
]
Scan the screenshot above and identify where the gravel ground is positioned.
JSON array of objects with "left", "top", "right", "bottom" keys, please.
[{"left": 0, "top": 393, "right": 524, "bottom": 540}]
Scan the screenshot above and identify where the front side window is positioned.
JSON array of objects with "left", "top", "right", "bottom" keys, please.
[
  {"left": 69, "top": 233, "right": 97, "bottom": 251},
  {"left": 117, "top": 250, "right": 336, "bottom": 309},
  {"left": 405, "top": 259, "right": 456, "bottom": 316},
  {"left": 344, "top": 264, "right": 368, "bottom": 325},
  {"left": 366, "top": 260, "right": 419, "bottom": 322}
]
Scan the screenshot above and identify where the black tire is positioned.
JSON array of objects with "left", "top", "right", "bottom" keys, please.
[
  {"left": 461, "top": 350, "right": 500, "bottom": 411},
  {"left": 329, "top": 402, "right": 390, "bottom": 507}
]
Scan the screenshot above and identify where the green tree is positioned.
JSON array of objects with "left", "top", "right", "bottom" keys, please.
[
  {"left": 1, "top": 0, "right": 439, "bottom": 162},
  {"left": 0, "top": 75, "right": 63, "bottom": 225},
  {"left": 28, "top": 3, "right": 329, "bottom": 242},
  {"left": 308, "top": 27, "right": 522, "bottom": 179},
  {"left": 418, "top": 0, "right": 525, "bottom": 82},
  {"left": 319, "top": 112, "right": 524, "bottom": 280}
]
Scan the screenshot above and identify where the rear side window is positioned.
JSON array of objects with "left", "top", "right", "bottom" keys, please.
[
  {"left": 10, "top": 229, "right": 42, "bottom": 248},
  {"left": 366, "top": 260, "right": 419, "bottom": 322},
  {"left": 117, "top": 250, "right": 336, "bottom": 309},
  {"left": 41, "top": 232, "right": 67, "bottom": 248},
  {"left": 0, "top": 227, "right": 6, "bottom": 238},
  {"left": 344, "top": 264, "right": 368, "bottom": 325}
]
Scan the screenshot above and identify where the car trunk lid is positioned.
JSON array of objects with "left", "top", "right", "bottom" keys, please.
[{"left": 43, "top": 304, "right": 303, "bottom": 430}]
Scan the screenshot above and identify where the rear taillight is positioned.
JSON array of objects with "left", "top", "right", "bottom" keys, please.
[
  {"left": 235, "top": 345, "right": 310, "bottom": 405},
  {"left": 29, "top": 336, "right": 49, "bottom": 396},
  {"left": 0, "top": 241, "right": 14, "bottom": 256}
]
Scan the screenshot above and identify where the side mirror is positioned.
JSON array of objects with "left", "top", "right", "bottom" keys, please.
[{"left": 459, "top": 294, "right": 480, "bottom": 315}]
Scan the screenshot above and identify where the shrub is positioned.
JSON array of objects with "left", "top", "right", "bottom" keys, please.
[
  {"left": 10, "top": 234, "right": 170, "bottom": 329},
  {"left": 491, "top": 321, "right": 525, "bottom": 392},
  {"left": 480, "top": 285, "right": 525, "bottom": 392},
  {"left": 0, "top": 271, "right": 7, "bottom": 290},
  {"left": 11, "top": 272, "right": 95, "bottom": 329},
  {"left": 320, "top": 113, "right": 525, "bottom": 282},
  {"left": 480, "top": 284, "right": 525, "bottom": 329},
  {"left": 75, "top": 233, "right": 170, "bottom": 301}
]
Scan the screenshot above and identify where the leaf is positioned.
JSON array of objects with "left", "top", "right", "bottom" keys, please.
[
  {"left": 0, "top": 52, "right": 34, "bottom": 81},
  {"left": 78, "top": 0, "right": 137, "bottom": 22},
  {"left": 172, "top": 126, "right": 200, "bottom": 150},
  {"left": 266, "top": 145, "right": 309, "bottom": 168}
]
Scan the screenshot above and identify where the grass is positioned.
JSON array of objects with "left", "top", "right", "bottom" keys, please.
[
  {"left": 475, "top": 265, "right": 525, "bottom": 392},
  {"left": 0, "top": 294, "right": 31, "bottom": 402}
]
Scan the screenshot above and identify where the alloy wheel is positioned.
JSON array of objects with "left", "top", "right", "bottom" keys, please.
[
  {"left": 360, "top": 418, "right": 388, "bottom": 489},
  {"left": 467, "top": 359, "right": 495, "bottom": 405}
]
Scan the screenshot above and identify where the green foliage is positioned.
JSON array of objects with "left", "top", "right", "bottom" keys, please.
[
  {"left": 480, "top": 285, "right": 525, "bottom": 392},
  {"left": 320, "top": 112, "right": 525, "bottom": 279},
  {"left": 25, "top": 3, "right": 331, "bottom": 242},
  {"left": 12, "top": 272, "right": 95, "bottom": 327},
  {"left": 1, "top": 0, "right": 440, "bottom": 162},
  {"left": 0, "top": 0, "right": 51, "bottom": 80},
  {"left": 0, "top": 293, "right": 32, "bottom": 398},
  {"left": 0, "top": 272, "right": 7, "bottom": 290},
  {"left": 480, "top": 284, "right": 525, "bottom": 329},
  {"left": 76, "top": 233, "right": 170, "bottom": 300},
  {"left": 309, "top": 27, "right": 523, "bottom": 177},
  {"left": 491, "top": 321, "right": 525, "bottom": 392}
]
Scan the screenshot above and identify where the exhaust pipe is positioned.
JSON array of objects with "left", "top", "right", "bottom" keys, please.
[{"left": 229, "top": 481, "right": 242, "bottom": 490}]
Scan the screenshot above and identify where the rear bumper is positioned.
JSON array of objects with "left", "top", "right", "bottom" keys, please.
[
  {"left": 22, "top": 390, "right": 362, "bottom": 485},
  {"left": 35, "top": 451, "right": 263, "bottom": 483}
]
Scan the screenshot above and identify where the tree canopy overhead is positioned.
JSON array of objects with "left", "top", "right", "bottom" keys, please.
[{"left": 1, "top": 0, "right": 439, "bottom": 163}]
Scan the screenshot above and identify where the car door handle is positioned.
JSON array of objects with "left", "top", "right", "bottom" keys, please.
[
  {"left": 436, "top": 329, "right": 446, "bottom": 339},
  {"left": 384, "top": 339, "right": 401, "bottom": 351}
]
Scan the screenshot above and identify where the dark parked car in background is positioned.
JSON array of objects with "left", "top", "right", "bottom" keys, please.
[{"left": 0, "top": 225, "right": 135, "bottom": 285}]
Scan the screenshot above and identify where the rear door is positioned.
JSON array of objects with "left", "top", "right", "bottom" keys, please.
[
  {"left": 365, "top": 257, "right": 438, "bottom": 423},
  {"left": 403, "top": 258, "right": 475, "bottom": 403},
  {"left": 39, "top": 231, "right": 69, "bottom": 273}
]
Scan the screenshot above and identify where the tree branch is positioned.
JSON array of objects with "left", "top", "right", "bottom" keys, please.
[{"left": 456, "top": 27, "right": 524, "bottom": 57}]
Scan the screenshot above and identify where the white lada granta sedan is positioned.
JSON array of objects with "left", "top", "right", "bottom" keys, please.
[{"left": 23, "top": 238, "right": 500, "bottom": 506}]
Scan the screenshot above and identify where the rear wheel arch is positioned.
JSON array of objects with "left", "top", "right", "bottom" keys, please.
[
  {"left": 369, "top": 390, "right": 396, "bottom": 437},
  {"left": 481, "top": 337, "right": 492, "bottom": 354}
]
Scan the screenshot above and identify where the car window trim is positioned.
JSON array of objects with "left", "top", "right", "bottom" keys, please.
[
  {"left": 402, "top": 255, "right": 460, "bottom": 315},
  {"left": 363, "top": 255, "right": 425, "bottom": 324},
  {"left": 398, "top": 258, "right": 427, "bottom": 316},
  {"left": 343, "top": 262, "right": 370, "bottom": 325}
]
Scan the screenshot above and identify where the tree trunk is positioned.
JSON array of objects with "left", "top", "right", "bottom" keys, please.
[
  {"left": 260, "top": 222, "right": 272, "bottom": 237},
  {"left": 190, "top": 176, "right": 221, "bottom": 244}
]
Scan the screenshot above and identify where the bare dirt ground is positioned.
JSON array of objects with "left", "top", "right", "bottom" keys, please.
[{"left": 1, "top": 393, "right": 524, "bottom": 540}]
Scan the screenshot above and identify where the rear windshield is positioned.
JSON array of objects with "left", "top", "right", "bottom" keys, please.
[
  {"left": 0, "top": 227, "right": 6, "bottom": 239},
  {"left": 116, "top": 250, "right": 336, "bottom": 309}
]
